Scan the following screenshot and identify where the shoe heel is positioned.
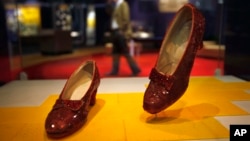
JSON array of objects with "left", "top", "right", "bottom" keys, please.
[
  {"left": 194, "top": 41, "right": 203, "bottom": 52},
  {"left": 89, "top": 89, "right": 97, "bottom": 106},
  {"left": 198, "top": 42, "right": 203, "bottom": 50}
]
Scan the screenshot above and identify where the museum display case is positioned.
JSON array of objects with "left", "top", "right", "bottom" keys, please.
[{"left": 1, "top": 1, "right": 250, "bottom": 141}]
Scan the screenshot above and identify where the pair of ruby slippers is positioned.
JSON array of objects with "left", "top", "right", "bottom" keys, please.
[{"left": 45, "top": 3, "right": 205, "bottom": 138}]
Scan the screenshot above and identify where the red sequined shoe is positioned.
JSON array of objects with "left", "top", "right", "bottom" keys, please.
[
  {"left": 143, "top": 4, "right": 205, "bottom": 114},
  {"left": 45, "top": 60, "right": 100, "bottom": 138}
]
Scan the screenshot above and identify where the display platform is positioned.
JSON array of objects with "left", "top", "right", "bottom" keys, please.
[{"left": 0, "top": 76, "right": 250, "bottom": 141}]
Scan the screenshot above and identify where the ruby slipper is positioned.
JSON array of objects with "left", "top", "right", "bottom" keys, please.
[
  {"left": 45, "top": 60, "right": 100, "bottom": 138},
  {"left": 143, "top": 4, "right": 205, "bottom": 114}
]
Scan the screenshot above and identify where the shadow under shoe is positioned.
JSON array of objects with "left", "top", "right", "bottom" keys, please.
[{"left": 143, "top": 3, "right": 205, "bottom": 114}]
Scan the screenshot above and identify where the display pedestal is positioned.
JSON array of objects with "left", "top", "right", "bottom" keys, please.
[
  {"left": 0, "top": 77, "right": 249, "bottom": 140},
  {"left": 40, "top": 29, "right": 72, "bottom": 55}
]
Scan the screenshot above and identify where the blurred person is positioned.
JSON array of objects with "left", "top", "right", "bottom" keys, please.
[
  {"left": 106, "top": 0, "right": 141, "bottom": 76},
  {"left": 103, "top": 0, "right": 114, "bottom": 54}
]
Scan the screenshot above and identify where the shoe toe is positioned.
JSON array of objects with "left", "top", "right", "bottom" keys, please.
[
  {"left": 45, "top": 107, "right": 85, "bottom": 138},
  {"left": 143, "top": 82, "right": 167, "bottom": 114},
  {"left": 45, "top": 109, "right": 70, "bottom": 134}
]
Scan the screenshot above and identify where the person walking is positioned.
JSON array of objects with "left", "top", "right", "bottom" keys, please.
[{"left": 106, "top": 0, "right": 141, "bottom": 76}]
